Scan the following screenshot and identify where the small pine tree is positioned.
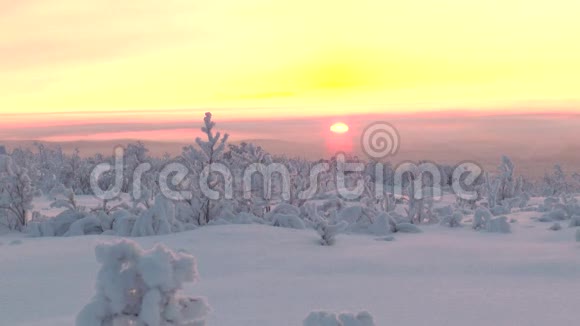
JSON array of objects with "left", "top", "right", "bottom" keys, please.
[
  {"left": 184, "top": 112, "right": 229, "bottom": 225},
  {"left": 316, "top": 220, "right": 346, "bottom": 246}
]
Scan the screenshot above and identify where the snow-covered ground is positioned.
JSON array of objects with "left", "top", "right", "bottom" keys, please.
[{"left": 2, "top": 212, "right": 579, "bottom": 326}]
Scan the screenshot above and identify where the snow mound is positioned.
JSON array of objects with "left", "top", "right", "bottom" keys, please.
[{"left": 76, "top": 239, "right": 210, "bottom": 326}]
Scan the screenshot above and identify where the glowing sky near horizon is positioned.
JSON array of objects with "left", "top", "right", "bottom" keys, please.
[{"left": 1, "top": 0, "right": 579, "bottom": 129}]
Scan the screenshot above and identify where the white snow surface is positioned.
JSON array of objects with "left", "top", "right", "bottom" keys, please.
[{"left": 2, "top": 211, "right": 580, "bottom": 326}]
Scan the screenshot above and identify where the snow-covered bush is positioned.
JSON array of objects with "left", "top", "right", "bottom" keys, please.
[
  {"left": 472, "top": 207, "right": 492, "bottom": 230},
  {"left": 65, "top": 213, "right": 111, "bottom": 236},
  {"left": 549, "top": 223, "right": 562, "bottom": 231},
  {"left": 316, "top": 220, "right": 346, "bottom": 246},
  {"left": 76, "top": 239, "right": 210, "bottom": 326},
  {"left": 569, "top": 216, "right": 580, "bottom": 228},
  {"left": 269, "top": 203, "right": 301, "bottom": 217},
  {"left": 210, "top": 211, "right": 264, "bottom": 225},
  {"left": 109, "top": 210, "right": 138, "bottom": 237},
  {"left": 393, "top": 222, "right": 422, "bottom": 233},
  {"left": 337, "top": 206, "right": 364, "bottom": 224},
  {"left": 366, "top": 212, "right": 422, "bottom": 234},
  {"left": 440, "top": 211, "right": 463, "bottom": 228},
  {"left": 304, "top": 310, "right": 375, "bottom": 326},
  {"left": 472, "top": 208, "right": 510, "bottom": 233},
  {"left": 27, "top": 187, "right": 110, "bottom": 237},
  {"left": 28, "top": 210, "right": 111, "bottom": 237},
  {"left": 540, "top": 209, "right": 568, "bottom": 222},
  {"left": 485, "top": 216, "right": 511, "bottom": 233},
  {"left": 132, "top": 195, "right": 185, "bottom": 237},
  {"left": 272, "top": 213, "right": 306, "bottom": 229},
  {"left": 368, "top": 212, "right": 391, "bottom": 236}
]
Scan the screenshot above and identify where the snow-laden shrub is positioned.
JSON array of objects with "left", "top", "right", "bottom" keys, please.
[
  {"left": 76, "top": 239, "right": 210, "bottom": 326},
  {"left": 29, "top": 194, "right": 195, "bottom": 238},
  {"left": 131, "top": 195, "right": 185, "bottom": 237},
  {"left": 434, "top": 205, "right": 453, "bottom": 218},
  {"left": 537, "top": 197, "right": 559, "bottom": 212},
  {"left": 316, "top": 220, "right": 347, "bottom": 246},
  {"left": 393, "top": 222, "right": 422, "bottom": 233},
  {"left": 375, "top": 213, "right": 422, "bottom": 233},
  {"left": 440, "top": 211, "right": 463, "bottom": 228},
  {"left": 65, "top": 212, "right": 110, "bottom": 236},
  {"left": 368, "top": 212, "right": 391, "bottom": 236},
  {"left": 472, "top": 207, "right": 492, "bottom": 230},
  {"left": 485, "top": 216, "right": 511, "bottom": 233},
  {"left": 542, "top": 209, "right": 568, "bottom": 222},
  {"left": 209, "top": 211, "right": 264, "bottom": 225},
  {"left": 537, "top": 215, "right": 555, "bottom": 223},
  {"left": 304, "top": 310, "right": 375, "bottom": 326},
  {"left": 490, "top": 204, "right": 511, "bottom": 216},
  {"left": 569, "top": 216, "right": 580, "bottom": 228},
  {"left": 28, "top": 210, "right": 90, "bottom": 237},
  {"left": 272, "top": 213, "right": 306, "bottom": 229},
  {"left": 268, "top": 203, "right": 301, "bottom": 217},
  {"left": 472, "top": 208, "right": 510, "bottom": 233},
  {"left": 337, "top": 206, "right": 364, "bottom": 224},
  {"left": 549, "top": 223, "right": 562, "bottom": 231},
  {"left": 109, "top": 210, "right": 138, "bottom": 237}
]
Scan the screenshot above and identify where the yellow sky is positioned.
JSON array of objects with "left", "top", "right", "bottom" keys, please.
[{"left": 1, "top": 0, "right": 579, "bottom": 120}]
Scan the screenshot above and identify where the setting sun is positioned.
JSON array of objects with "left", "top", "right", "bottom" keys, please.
[{"left": 330, "top": 122, "right": 350, "bottom": 134}]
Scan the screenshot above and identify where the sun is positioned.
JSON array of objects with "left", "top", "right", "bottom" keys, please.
[{"left": 330, "top": 122, "right": 349, "bottom": 134}]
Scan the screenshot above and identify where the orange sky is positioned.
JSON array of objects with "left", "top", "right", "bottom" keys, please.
[{"left": 1, "top": 0, "right": 579, "bottom": 139}]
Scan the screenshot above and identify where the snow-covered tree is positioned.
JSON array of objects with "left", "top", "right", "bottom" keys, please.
[
  {"left": 482, "top": 156, "right": 528, "bottom": 214},
  {"left": 181, "top": 112, "right": 229, "bottom": 225},
  {"left": 0, "top": 149, "right": 34, "bottom": 231},
  {"left": 50, "top": 185, "right": 83, "bottom": 212},
  {"left": 227, "top": 142, "right": 274, "bottom": 216},
  {"left": 542, "top": 164, "right": 570, "bottom": 197},
  {"left": 76, "top": 239, "right": 210, "bottom": 326}
]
